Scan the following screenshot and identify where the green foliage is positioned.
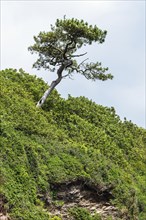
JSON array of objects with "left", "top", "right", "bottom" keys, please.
[
  {"left": 0, "top": 68, "right": 146, "bottom": 219},
  {"left": 28, "top": 17, "right": 113, "bottom": 81},
  {"left": 69, "top": 207, "right": 102, "bottom": 220},
  {"left": 50, "top": 217, "right": 62, "bottom": 220}
]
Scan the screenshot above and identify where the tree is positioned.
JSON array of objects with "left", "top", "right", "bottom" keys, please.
[{"left": 28, "top": 17, "right": 113, "bottom": 107}]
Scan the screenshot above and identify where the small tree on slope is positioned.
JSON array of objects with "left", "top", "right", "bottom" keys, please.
[{"left": 28, "top": 17, "right": 113, "bottom": 107}]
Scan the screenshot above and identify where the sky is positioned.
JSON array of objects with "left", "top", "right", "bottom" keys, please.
[{"left": 1, "top": 0, "right": 145, "bottom": 128}]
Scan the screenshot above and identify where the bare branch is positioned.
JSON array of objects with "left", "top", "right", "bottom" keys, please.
[
  {"left": 62, "top": 73, "right": 74, "bottom": 80},
  {"left": 68, "top": 52, "right": 87, "bottom": 58},
  {"left": 62, "top": 73, "right": 70, "bottom": 78},
  {"left": 78, "top": 58, "right": 89, "bottom": 67}
]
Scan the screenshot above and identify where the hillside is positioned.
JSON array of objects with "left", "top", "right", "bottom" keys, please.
[{"left": 0, "top": 68, "right": 146, "bottom": 220}]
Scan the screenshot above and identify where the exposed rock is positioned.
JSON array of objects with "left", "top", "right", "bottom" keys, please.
[
  {"left": 0, "top": 195, "right": 11, "bottom": 220},
  {"left": 44, "top": 179, "right": 123, "bottom": 219},
  {"left": 0, "top": 214, "right": 11, "bottom": 220}
]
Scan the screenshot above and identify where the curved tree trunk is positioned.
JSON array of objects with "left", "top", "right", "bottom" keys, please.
[
  {"left": 36, "top": 77, "right": 62, "bottom": 107},
  {"left": 36, "top": 61, "right": 72, "bottom": 108},
  {"left": 36, "top": 64, "right": 65, "bottom": 107}
]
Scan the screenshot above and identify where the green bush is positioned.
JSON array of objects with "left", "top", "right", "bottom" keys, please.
[
  {"left": 0, "top": 69, "right": 146, "bottom": 219},
  {"left": 69, "top": 207, "right": 102, "bottom": 220}
]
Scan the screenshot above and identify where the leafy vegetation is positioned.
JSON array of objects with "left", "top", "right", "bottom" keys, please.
[
  {"left": 69, "top": 207, "right": 102, "bottom": 220},
  {"left": 0, "top": 68, "right": 146, "bottom": 219}
]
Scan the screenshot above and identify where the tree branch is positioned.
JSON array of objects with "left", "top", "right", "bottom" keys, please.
[
  {"left": 78, "top": 58, "right": 89, "bottom": 67},
  {"left": 63, "top": 41, "right": 73, "bottom": 59},
  {"left": 69, "top": 52, "right": 87, "bottom": 58},
  {"left": 62, "top": 73, "right": 70, "bottom": 78},
  {"left": 63, "top": 40, "right": 76, "bottom": 59}
]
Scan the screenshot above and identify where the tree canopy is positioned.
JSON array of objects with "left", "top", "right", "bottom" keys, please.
[{"left": 28, "top": 17, "right": 113, "bottom": 107}]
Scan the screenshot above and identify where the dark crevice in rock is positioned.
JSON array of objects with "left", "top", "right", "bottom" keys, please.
[{"left": 51, "top": 179, "right": 114, "bottom": 203}]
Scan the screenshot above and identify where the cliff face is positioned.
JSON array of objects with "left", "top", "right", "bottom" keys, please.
[{"left": 0, "top": 69, "right": 146, "bottom": 220}]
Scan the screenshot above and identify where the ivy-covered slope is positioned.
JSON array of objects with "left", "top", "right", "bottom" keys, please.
[{"left": 0, "top": 69, "right": 146, "bottom": 220}]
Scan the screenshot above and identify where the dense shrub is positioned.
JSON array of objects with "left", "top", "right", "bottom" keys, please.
[{"left": 0, "top": 69, "right": 146, "bottom": 219}]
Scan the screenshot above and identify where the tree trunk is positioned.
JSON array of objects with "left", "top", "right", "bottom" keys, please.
[
  {"left": 36, "top": 61, "right": 72, "bottom": 107},
  {"left": 36, "top": 76, "right": 62, "bottom": 108}
]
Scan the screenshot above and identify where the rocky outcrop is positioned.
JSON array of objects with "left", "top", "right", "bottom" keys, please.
[{"left": 41, "top": 179, "right": 124, "bottom": 219}]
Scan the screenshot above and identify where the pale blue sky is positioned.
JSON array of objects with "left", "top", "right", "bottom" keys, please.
[{"left": 1, "top": 0, "right": 145, "bottom": 128}]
